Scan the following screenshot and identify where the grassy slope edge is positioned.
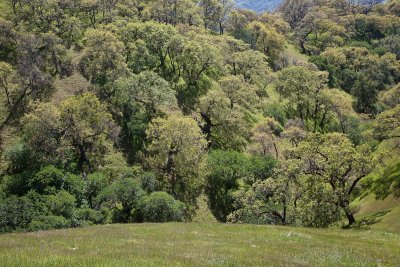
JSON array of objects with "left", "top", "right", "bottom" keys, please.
[{"left": 0, "top": 223, "right": 399, "bottom": 267}]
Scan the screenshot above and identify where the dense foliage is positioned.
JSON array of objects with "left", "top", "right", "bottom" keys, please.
[{"left": 0, "top": 0, "right": 398, "bottom": 232}]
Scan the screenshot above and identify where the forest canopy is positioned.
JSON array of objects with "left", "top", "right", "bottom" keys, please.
[{"left": 0, "top": 0, "right": 399, "bottom": 232}]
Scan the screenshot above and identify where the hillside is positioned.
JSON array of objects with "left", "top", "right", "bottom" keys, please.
[
  {"left": 354, "top": 193, "right": 400, "bottom": 233},
  {"left": 1, "top": 223, "right": 399, "bottom": 266},
  {"left": 235, "top": 0, "right": 282, "bottom": 12},
  {"left": 351, "top": 138, "right": 400, "bottom": 233}
]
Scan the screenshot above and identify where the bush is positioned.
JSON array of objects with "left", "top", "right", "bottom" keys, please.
[
  {"left": 29, "top": 166, "right": 65, "bottom": 193},
  {"left": 29, "top": 215, "right": 70, "bottom": 231},
  {"left": 73, "top": 208, "right": 107, "bottom": 226},
  {"left": 140, "top": 172, "right": 159, "bottom": 193},
  {"left": 2, "top": 171, "right": 32, "bottom": 196},
  {"left": 0, "top": 195, "right": 34, "bottom": 232},
  {"left": 249, "top": 155, "right": 277, "bottom": 182},
  {"left": 96, "top": 177, "right": 145, "bottom": 222},
  {"left": 3, "top": 142, "right": 32, "bottom": 173},
  {"left": 63, "top": 173, "right": 85, "bottom": 205},
  {"left": 85, "top": 172, "right": 108, "bottom": 208},
  {"left": 296, "top": 185, "right": 342, "bottom": 228},
  {"left": 46, "top": 190, "right": 76, "bottom": 218},
  {"left": 139, "top": 192, "right": 186, "bottom": 222},
  {"left": 263, "top": 103, "right": 287, "bottom": 126}
]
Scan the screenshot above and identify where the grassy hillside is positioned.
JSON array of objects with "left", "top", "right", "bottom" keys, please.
[
  {"left": 0, "top": 223, "right": 399, "bottom": 267},
  {"left": 354, "top": 193, "right": 400, "bottom": 234},
  {"left": 281, "top": 43, "right": 309, "bottom": 65},
  {"left": 352, "top": 139, "right": 400, "bottom": 234}
]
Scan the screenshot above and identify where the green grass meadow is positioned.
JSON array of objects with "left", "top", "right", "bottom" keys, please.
[{"left": 1, "top": 223, "right": 399, "bottom": 267}]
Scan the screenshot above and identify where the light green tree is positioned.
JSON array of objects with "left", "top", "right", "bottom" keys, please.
[
  {"left": 113, "top": 71, "right": 177, "bottom": 160},
  {"left": 275, "top": 65, "right": 332, "bottom": 132},
  {"left": 197, "top": 88, "right": 251, "bottom": 150},
  {"left": 79, "top": 29, "right": 129, "bottom": 87},
  {"left": 60, "top": 93, "right": 119, "bottom": 173},
  {"left": 146, "top": 113, "right": 208, "bottom": 213},
  {"left": 246, "top": 21, "right": 286, "bottom": 64},
  {"left": 295, "top": 133, "right": 374, "bottom": 225},
  {"left": 247, "top": 117, "right": 283, "bottom": 159},
  {"left": 374, "top": 104, "right": 400, "bottom": 145}
]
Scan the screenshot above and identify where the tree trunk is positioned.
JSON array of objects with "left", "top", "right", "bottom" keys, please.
[
  {"left": 272, "top": 142, "right": 279, "bottom": 159},
  {"left": 282, "top": 200, "right": 287, "bottom": 225},
  {"left": 200, "top": 111, "right": 212, "bottom": 147},
  {"left": 345, "top": 210, "right": 356, "bottom": 226},
  {"left": 341, "top": 201, "right": 356, "bottom": 226},
  {"left": 77, "top": 143, "right": 89, "bottom": 174},
  {"left": 299, "top": 40, "right": 307, "bottom": 54}
]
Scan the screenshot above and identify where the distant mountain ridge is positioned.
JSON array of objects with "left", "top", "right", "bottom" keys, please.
[
  {"left": 235, "top": 0, "right": 282, "bottom": 13},
  {"left": 235, "top": 0, "right": 386, "bottom": 13}
]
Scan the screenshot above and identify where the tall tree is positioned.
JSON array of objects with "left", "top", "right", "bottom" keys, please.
[
  {"left": 146, "top": 113, "right": 208, "bottom": 213},
  {"left": 60, "top": 93, "right": 119, "bottom": 174},
  {"left": 113, "top": 71, "right": 177, "bottom": 161},
  {"left": 247, "top": 117, "right": 283, "bottom": 159},
  {"left": 295, "top": 133, "right": 374, "bottom": 225},
  {"left": 279, "top": 0, "right": 314, "bottom": 28},
  {"left": 275, "top": 65, "right": 332, "bottom": 132},
  {"left": 170, "top": 34, "right": 222, "bottom": 111},
  {"left": 205, "top": 150, "right": 251, "bottom": 222},
  {"left": 197, "top": 88, "right": 251, "bottom": 150},
  {"left": 374, "top": 104, "right": 400, "bottom": 146},
  {"left": 79, "top": 29, "right": 129, "bottom": 88},
  {"left": 246, "top": 21, "right": 286, "bottom": 64}
]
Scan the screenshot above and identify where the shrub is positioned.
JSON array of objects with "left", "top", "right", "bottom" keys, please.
[
  {"left": 2, "top": 171, "right": 32, "bottom": 196},
  {"left": 97, "top": 177, "right": 145, "bottom": 222},
  {"left": 63, "top": 173, "right": 85, "bottom": 205},
  {"left": 46, "top": 190, "right": 76, "bottom": 218},
  {"left": 29, "top": 166, "right": 65, "bottom": 193},
  {"left": 263, "top": 103, "right": 287, "bottom": 126},
  {"left": 85, "top": 172, "right": 108, "bottom": 208},
  {"left": 73, "top": 208, "right": 107, "bottom": 226},
  {"left": 3, "top": 142, "right": 32, "bottom": 173},
  {"left": 0, "top": 195, "right": 34, "bottom": 232},
  {"left": 29, "top": 215, "right": 70, "bottom": 231},
  {"left": 140, "top": 172, "right": 159, "bottom": 193},
  {"left": 139, "top": 192, "right": 186, "bottom": 222}
]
